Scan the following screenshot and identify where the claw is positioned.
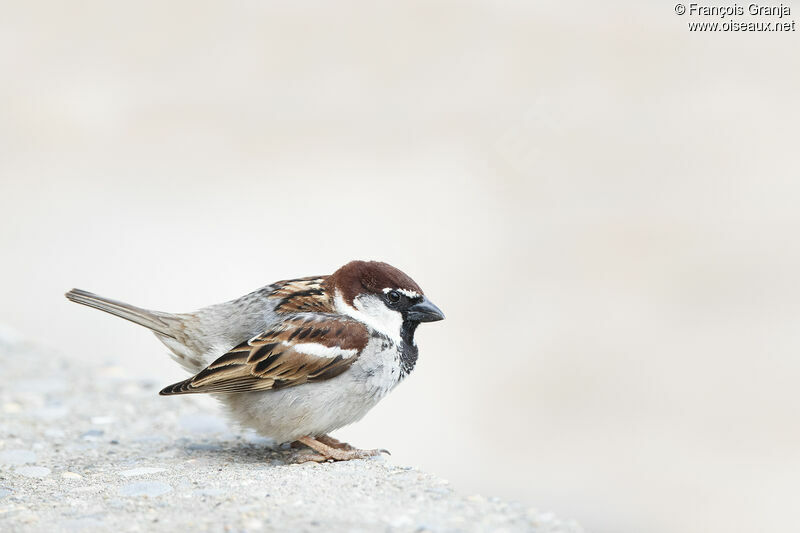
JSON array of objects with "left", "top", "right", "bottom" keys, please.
[{"left": 295, "top": 436, "right": 388, "bottom": 462}]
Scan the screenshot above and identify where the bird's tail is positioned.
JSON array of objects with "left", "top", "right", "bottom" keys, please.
[{"left": 64, "top": 289, "right": 178, "bottom": 339}]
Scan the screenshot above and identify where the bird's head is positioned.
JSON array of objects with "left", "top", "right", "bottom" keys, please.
[{"left": 329, "top": 260, "right": 444, "bottom": 343}]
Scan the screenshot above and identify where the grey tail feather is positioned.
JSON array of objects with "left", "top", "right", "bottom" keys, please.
[{"left": 65, "top": 288, "right": 178, "bottom": 339}]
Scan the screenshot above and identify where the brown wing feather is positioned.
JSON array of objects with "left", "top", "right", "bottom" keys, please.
[
  {"left": 159, "top": 315, "right": 369, "bottom": 395},
  {"left": 267, "top": 276, "right": 335, "bottom": 314}
]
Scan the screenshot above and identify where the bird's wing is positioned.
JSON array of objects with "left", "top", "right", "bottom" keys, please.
[
  {"left": 159, "top": 315, "right": 369, "bottom": 395},
  {"left": 266, "top": 276, "right": 335, "bottom": 315}
]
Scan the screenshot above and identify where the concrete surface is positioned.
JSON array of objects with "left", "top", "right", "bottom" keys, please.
[{"left": 0, "top": 327, "right": 581, "bottom": 532}]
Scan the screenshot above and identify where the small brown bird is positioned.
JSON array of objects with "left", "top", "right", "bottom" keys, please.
[{"left": 65, "top": 260, "right": 444, "bottom": 462}]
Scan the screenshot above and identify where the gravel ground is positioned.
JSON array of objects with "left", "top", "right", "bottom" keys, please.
[{"left": 0, "top": 327, "right": 582, "bottom": 532}]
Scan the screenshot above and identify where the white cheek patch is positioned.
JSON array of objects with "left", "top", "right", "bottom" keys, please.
[
  {"left": 288, "top": 342, "right": 358, "bottom": 359},
  {"left": 382, "top": 287, "right": 420, "bottom": 299},
  {"left": 335, "top": 291, "right": 403, "bottom": 345}
]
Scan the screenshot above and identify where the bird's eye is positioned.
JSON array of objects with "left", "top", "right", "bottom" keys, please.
[{"left": 387, "top": 290, "right": 401, "bottom": 304}]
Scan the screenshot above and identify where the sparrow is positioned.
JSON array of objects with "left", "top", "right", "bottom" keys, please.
[{"left": 65, "top": 260, "right": 444, "bottom": 462}]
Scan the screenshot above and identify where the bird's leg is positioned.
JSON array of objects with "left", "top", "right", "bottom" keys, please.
[
  {"left": 316, "top": 434, "right": 355, "bottom": 450},
  {"left": 293, "top": 435, "right": 389, "bottom": 463},
  {"left": 287, "top": 436, "right": 348, "bottom": 452}
]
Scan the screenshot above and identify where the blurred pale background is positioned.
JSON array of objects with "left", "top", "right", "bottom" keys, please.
[{"left": 2, "top": 2, "right": 799, "bottom": 532}]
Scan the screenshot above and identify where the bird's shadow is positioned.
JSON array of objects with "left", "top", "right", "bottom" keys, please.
[{"left": 175, "top": 437, "right": 307, "bottom": 467}]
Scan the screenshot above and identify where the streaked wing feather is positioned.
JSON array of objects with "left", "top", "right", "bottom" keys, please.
[
  {"left": 159, "top": 315, "right": 368, "bottom": 395},
  {"left": 267, "top": 277, "right": 335, "bottom": 314}
]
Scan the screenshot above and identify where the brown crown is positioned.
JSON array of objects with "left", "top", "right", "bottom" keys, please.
[{"left": 328, "top": 260, "right": 423, "bottom": 306}]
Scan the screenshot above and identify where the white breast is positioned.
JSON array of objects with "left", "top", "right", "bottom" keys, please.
[{"left": 219, "top": 335, "right": 404, "bottom": 444}]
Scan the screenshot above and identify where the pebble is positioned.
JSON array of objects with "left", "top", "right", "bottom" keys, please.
[
  {"left": 118, "top": 481, "right": 173, "bottom": 497},
  {"left": 119, "top": 467, "right": 167, "bottom": 477},
  {"left": 3, "top": 402, "right": 21, "bottom": 413},
  {"left": 193, "top": 488, "right": 226, "bottom": 497},
  {"left": 389, "top": 515, "right": 414, "bottom": 528},
  {"left": 34, "top": 406, "right": 69, "bottom": 420},
  {"left": 91, "top": 416, "right": 115, "bottom": 425},
  {"left": 0, "top": 449, "right": 37, "bottom": 465},
  {"left": 81, "top": 429, "right": 104, "bottom": 440},
  {"left": 0, "top": 488, "right": 11, "bottom": 499},
  {"left": 61, "top": 472, "right": 83, "bottom": 480},
  {"left": 15, "top": 466, "right": 51, "bottom": 478}
]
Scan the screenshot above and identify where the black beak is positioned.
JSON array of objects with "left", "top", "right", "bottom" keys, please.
[{"left": 406, "top": 296, "right": 445, "bottom": 323}]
